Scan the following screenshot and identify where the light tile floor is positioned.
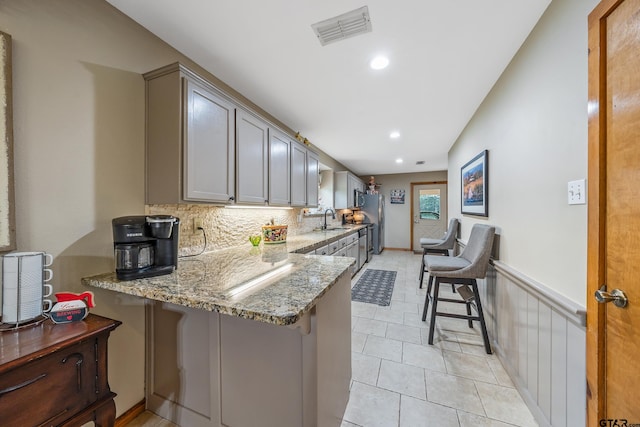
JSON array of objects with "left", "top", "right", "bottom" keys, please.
[{"left": 128, "top": 251, "right": 538, "bottom": 427}]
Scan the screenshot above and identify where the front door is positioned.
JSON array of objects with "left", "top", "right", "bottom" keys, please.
[
  {"left": 587, "top": 0, "right": 640, "bottom": 422},
  {"left": 411, "top": 182, "right": 447, "bottom": 252}
]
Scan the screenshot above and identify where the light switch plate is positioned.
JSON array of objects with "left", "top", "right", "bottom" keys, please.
[{"left": 568, "top": 179, "right": 586, "bottom": 205}]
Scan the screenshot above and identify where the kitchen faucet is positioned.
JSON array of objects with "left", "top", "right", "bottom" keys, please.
[{"left": 322, "top": 208, "right": 336, "bottom": 230}]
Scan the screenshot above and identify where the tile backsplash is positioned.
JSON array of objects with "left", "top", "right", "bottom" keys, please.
[{"left": 147, "top": 204, "right": 344, "bottom": 255}]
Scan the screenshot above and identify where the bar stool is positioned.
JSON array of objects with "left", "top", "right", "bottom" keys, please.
[
  {"left": 418, "top": 218, "right": 459, "bottom": 288},
  {"left": 421, "top": 224, "right": 495, "bottom": 354}
]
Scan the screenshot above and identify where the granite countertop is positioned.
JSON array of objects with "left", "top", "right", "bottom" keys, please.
[
  {"left": 286, "top": 224, "right": 367, "bottom": 253},
  {"left": 83, "top": 226, "right": 364, "bottom": 326}
]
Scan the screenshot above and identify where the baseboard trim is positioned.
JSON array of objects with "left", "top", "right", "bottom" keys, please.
[{"left": 115, "top": 399, "right": 145, "bottom": 427}]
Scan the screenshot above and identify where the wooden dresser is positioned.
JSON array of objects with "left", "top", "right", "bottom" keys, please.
[{"left": 0, "top": 314, "right": 121, "bottom": 426}]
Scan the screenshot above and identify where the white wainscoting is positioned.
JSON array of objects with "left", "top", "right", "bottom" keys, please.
[{"left": 476, "top": 260, "right": 587, "bottom": 427}]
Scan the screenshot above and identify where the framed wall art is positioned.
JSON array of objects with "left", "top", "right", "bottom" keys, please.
[
  {"left": 461, "top": 150, "right": 488, "bottom": 217},
  {"left": 390, "top": 189, "right": 405, "bottom": 204},
  {"left": 0, "top": 31, "right": 16, "bottom": 251}
]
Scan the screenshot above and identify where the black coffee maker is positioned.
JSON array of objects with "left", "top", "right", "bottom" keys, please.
[{"left": 112, "top": 215, "right": 180, "bottom": 280}]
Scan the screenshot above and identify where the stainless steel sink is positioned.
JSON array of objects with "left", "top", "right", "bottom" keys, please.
[{"left": 312, "top": 227, "right": 350, "bottom": 232}]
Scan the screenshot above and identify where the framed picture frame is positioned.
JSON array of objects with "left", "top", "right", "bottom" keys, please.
[
  {"left": 0, "top": 31, "right": 16, "bottom": 252},
  {"left": 390, "top": 189, "right": 405, "bottom": 204},
  {"left": 461, "top": 150, "right": 488, "bottom": 217}
]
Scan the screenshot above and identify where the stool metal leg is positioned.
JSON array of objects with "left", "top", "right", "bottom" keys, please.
[
  {"left": 471, "top": 279, "right": 492, "bottom": 354},
  {"left": 419, "top": 248, "right": 427, "bottom": 287},
  {"left": 422, "top": 285, "right": 429, "bottom": 321},
  {"left": 421, "top": 275, "right": 435, "bottom": 321},
  {"left": 427, "top": 278, "right": 441, "bottom": 345}
]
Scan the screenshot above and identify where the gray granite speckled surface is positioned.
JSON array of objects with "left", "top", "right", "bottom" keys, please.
[
  {"left": 285, "top": 224, "right": 367, "bottom": 253},
  {"left": 82, "top": 228, "right": 363, "bottom": 326}
]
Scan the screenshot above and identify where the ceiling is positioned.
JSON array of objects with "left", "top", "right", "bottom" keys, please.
[{"left": 107, "top": 0, "right": 551, "bottom": 175}]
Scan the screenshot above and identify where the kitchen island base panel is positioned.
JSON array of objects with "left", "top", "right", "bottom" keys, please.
[
  {"left": 146, "top": 300, "right": 218, "bottom": 427},
  {"left": 145, "top": 271, "right": 351, "bottom": 427}
]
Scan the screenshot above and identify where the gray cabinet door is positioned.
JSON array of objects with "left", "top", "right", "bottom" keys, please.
[
  {"left": 291, "top": 141, "right": 307, "bottom": 207},
  {"left": 236, "top": 109, "right": 269, "bottom": 204},
  {"left": 269, "top": 130, "right": 291, "bottom": 206},
  {"left": 347, "top": 175, "right": 356, "bottom": 209},
  {"left": 306, "top": 150, "right": 320, "bottom": 208},
  {"left": 184, "top": 78, "right": 235, "bottom": 202},
  {"left": 334, "top": 171, "right": 363, "bottom": 209}
]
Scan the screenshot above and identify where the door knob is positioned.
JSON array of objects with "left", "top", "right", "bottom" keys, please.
[{"left": 594, "top": 285, "right": 628, "bottom": 308}]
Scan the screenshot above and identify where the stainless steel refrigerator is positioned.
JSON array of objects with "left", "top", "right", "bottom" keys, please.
[{"left": 361, "top": 194, "right": 385, "bottom": 254}]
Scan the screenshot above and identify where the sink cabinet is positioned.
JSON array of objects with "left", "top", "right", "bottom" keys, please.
[
  {"left": 145, "top": 63, "right": 236, "bottom": 204},
  {"left": 346, "top": 241, "right": 359, "bottom": 276},
  {"left": 312, "top": 231, "right": 360, "bottom": 276}
]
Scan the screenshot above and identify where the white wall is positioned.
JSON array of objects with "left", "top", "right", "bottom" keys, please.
[
  {"left": 0, "top": 0, "right": 314, "bottom": 416},
  {"left": 448, "top": 0, "right": 598, "bottom": 306},
  {"left": 362, "top": 171, "right": 447, "bottom": 249},
  {"left": 1, "top": 1, "right": 159, "bottom": 413}
]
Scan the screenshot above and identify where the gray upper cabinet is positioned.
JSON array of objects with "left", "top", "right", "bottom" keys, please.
[
  {"left": 290, "top": 141, "right": 307, "bottom": 207},
  {"left": 236, "top": 109, "right": 269, "bottom": 205},
  {"left": 185, "top": 79, "right": 236, "bottom": 202},
  {"left": 334, "top": 171, "right": 363, "bottom": 209},
  {"left": 268, "top": 129, "right": 291, "bottom": 206},
  {"left": 145, "top": 63, "right": 235, "bottom": 204},
  {"left": 145, "top": 63, "right": 318, "bottom": 208},
  {"left": 306, "top": 150, "right": 320, "bottom": 208}
]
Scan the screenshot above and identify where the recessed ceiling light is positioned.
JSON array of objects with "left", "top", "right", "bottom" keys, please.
[
  {"left": 370, "top": 55, "right": 389, "bottom": 70},
  {"left": 395, "top": 158, "right": 403, "bottom": 164},
  {"left": 390, "top": 131, "right": 400, "bottom": 139}
]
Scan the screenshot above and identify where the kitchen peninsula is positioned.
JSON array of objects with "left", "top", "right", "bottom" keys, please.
[{"left": 83, "top": 228, "right": 358, "bottom": 427}]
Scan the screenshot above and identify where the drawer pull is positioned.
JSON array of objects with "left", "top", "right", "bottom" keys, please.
[
  {"left": 0, "top": 373, "right": 47, "bottom": 397},
  {"left": 62, "top": 352, "right": 84, "bottom": 392}
]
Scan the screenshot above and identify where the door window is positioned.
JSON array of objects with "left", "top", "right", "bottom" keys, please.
[{"left": 419, "top": 189, "right": 440, "bottom": 220}]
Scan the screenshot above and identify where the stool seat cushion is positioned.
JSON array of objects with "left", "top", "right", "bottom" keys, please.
[
  {"left": 418, "top": 219, "right": 459, "bottom": 251},
  {"left": 420, "top": 237, "right": 445, "bottom": 247},
  {"left": 424, "top": 255, "right": 470, "bottom": 272}
]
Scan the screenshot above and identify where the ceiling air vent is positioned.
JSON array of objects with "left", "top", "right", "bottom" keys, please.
[{"left": 311, "top": 6, "right": 372, "bottom": 46}]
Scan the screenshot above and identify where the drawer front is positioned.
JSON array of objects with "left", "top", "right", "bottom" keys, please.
[
  {"left": 329, "top": 241, "right": 340, "bottom": 254},
  {"left": 0, "top": 340, "right": 97, "bottom": 427},
  {"left": 315, "top": 245, "right": 329, "bottom": 255},
  {"left": 347, "top": 233, "right": 358, "bottom": 245}
]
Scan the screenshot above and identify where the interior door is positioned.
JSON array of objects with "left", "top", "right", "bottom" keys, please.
[
  {"left": 411, "top": 182, "right": 447, "bottom": 252},
  {"left": 587, "top": 0, "right": 640, "bottom": 422}
]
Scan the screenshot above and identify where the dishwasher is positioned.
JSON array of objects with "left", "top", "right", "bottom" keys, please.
[{"left": 358, "top": 227, "right": 367, "bottom": 271}]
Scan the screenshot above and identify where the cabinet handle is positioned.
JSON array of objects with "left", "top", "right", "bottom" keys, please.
[
  {"left": 0, "top": 373, "right": 47, "bottom": 396},
  {"left": 229, "top": 196, "right": 235, "bottom": 201},
  {"left": 62, "top": 352, "right": 84, "bottom": 392}
]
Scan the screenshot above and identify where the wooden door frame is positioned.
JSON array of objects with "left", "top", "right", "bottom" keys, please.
[
  {"left": 586, "top": 0, "right": 625, "bottom": 422},
  {"left": 409, "top": 181, "right": 447, "bottom": 252}
]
